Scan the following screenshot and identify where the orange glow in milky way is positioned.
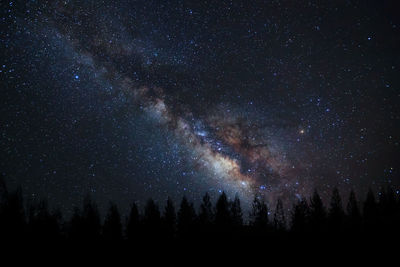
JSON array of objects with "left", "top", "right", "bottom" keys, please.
[
  {"left": 107, "top": 71, "right": 311, "bottom": 204},
  {"left": 126, "top": 82, "right": 257, "bottom": 196}
]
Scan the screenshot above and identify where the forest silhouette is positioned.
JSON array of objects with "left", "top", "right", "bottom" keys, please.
[{"left": 0, "top": 174, "right": 399, "bottom": 254}]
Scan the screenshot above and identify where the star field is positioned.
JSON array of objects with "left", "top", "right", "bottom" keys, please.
[{"left": 1, "top": 0, "right": 399, "bottom": 213}]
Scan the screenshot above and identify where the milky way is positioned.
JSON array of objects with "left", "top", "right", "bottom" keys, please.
[
  {"left": 1, "top": 0, "right": 399, "bottom": 213},
  {"left": 64, "top": 40, "right": 309, "bottom": 206}
]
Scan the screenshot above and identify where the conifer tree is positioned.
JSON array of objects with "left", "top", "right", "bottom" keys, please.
[
  {"left": 273, "top": 198, "right": 286, "bottom": 231},
  {"left": 215, "top": 192, "right": 232, "bottom": 227},
  {"left": 82, "top": 194, "right": 101, "bottom": 241},
  {"left": 163, "top": 197, "right": 176, "bottom": 238},
  {"left": 250, "top": 195, "right": 269, "bottom": 229},
  {"left": 231, "top": 194, "right": 243, "bottom": 227},
  {"left": 177, "top": 196, "right": 196, "bottom": 236},
  {"left": 199, "top": 193, "right": 214, "bottom": 226},
  {"left": 309, "top": 190, "right": 326, "bottom": 232},
  {"left": 126, "top": 202, "right": 140, "bottom": 241},
  {"left": 103, "top": 202, "right": 122, "bottom": 241},
  {"left": 328, "top": 188, "right": 344, "bottom": 232},
  {"left": 143, "top": 198, "right": 162, "bottom": 240},
  {"left": 291, "top": 198, "right": 309, "bottom": 233},
  {"left": 346, "top": 189, "right": 361, "bottom": 227},
  {"left": 363, "top": 189, "right": 378, "bottom": 229}
]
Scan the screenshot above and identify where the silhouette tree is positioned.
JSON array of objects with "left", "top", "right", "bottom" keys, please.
[
  {"left": 273, "top": 198, "right": 286, "bottom": 231},
  {"left": 126, "top": 201, "right": 140, "bottom": 241},
  {"left": 383, "top": 187, "right": 397, "bottom": 216},
  {"left": 144, "top": 198, "right": 161, "bottom": 224},
  {"left": 51, "top": 208, "right": 63, "bottom": 239},
  {"left": 177, "top": 196, "right": 196, "bottom": 237},
  {"left": 103, "top": 202, "right": 122, "bottom": 241},
  {"left": 378, "top": 187, "right": 397, "bottom": 232},
  {"left": 250, "top": 195, "right": 269, "bottom": 229},
  {"left": 328, "top": 188, "right": 344, "bottom": 232},
  {"left": 199, "top": 193, "right": 214, "bottom": 226},
  {"left": 291, "top": 198, "right": 309, "bottom": 233},
  {"left": 231, "top": 194, "right": 243, "bottom": 227},
  {"left": 143, "top": 198, "right": 161, "bottom": 240},
  {"left": 163, "top": 197, "right": 176, "bottom": 239},
  {"left": 363, "top": 189, "right": 378, "bottom": 230},
  {"left": 81, "top": 194, "right": 101, "bottom": 241},
  {"left": 215, "top": 192, "right": 232, "bottom": 228},
  {"left": 1, "top": 175, "right": 398, "bottom": 246},
  {"left": 68, "top": 206, "right": 84, "bottom": 240},
  {"left": 346, "top": 189, "right": 361, "bottom": 232},
  {"left": 309, "top": 190, "right": 326, "bottom": 233}
]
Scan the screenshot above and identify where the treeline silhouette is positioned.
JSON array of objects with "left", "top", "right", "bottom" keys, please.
[{"left": 1, "top": 175, "right": 399, "bottom": 249}]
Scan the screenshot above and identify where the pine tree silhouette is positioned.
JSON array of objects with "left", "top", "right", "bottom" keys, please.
[
  {"left": 143, "top": 198, "right": 161, "bottom": 241},
  {"left": 81, "top": 194, "right": 101, "bottom": 241},
  {"left": 250, "top": 195, "right": 269, "bottom": 229},
  {"left": 378, "top": 187, "right": 397, "bottom": 232},
  {"left": 177, "top": 196, "right": 196, "bottom": 237},
  {"left": 309, "top": 190, "right": 326, "bottom": 233},
  {"left": 363, "top": 189, "right": 378, "bottom": 231},
  {"left": 199, "top": 192, "right": 214, "bottom": 226},
  {"left": 103, "top": 202, "right": 122, "bottom": 241},
  {"left": 231, "top": 194, "right": 243, "bottom": 227},
  {"left": 68, "top": 206, "right": 84, "bottom": 240},
  {"left": 346, "top": 189, "right": 361, "bottom": 232},
  {"left": 215, "top": 192, "right": 232, "bottom": 228},
  {"left": 163, "top": 197, "right": 176, "bottom": 239},
  {"left": 291, "top": 198, "right": 309, "bottom": 233},
  {"left": 198, "top": 193, "right": 214, "bottom": 239},
  {"left": 1, "top": 175, "right": 399, "bottom": 248},
  {"left": 144, "top": 198, "right": 161, "bottom": 224},
  {"left": 273, "top": 198, "right": 286, "bottom": 231},
  {"left": 126, "top": 201, "right": 140, "bottom": 241},
  {"left": 328, "top": 187, "right": 344, "bottom": 233},
  {"left": 384, "top": 187, "right": 398, "bottom": 231}
]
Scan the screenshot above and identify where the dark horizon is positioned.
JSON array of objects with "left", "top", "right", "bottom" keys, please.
[
  {"left": 1, "top": 175, "right": 399, "bottom": 242},
  {"left": 1, "top": 172, "right": 398, "bottom": 220}
]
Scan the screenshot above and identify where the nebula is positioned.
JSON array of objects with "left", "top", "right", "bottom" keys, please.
[
  {"left": 125, "top": 83, "right": 256, "bottom": 198},
  {"left": 113, "top": 76, "right": 306, "bottom": 204}
]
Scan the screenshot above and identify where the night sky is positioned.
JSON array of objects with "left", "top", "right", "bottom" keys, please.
[{"left": 1, "top": 0, "right": 399, "bottom": 214}]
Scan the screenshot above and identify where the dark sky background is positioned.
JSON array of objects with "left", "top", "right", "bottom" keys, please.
[{"left": 1, "top": 0, "right": 399, "bottom": 215}]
